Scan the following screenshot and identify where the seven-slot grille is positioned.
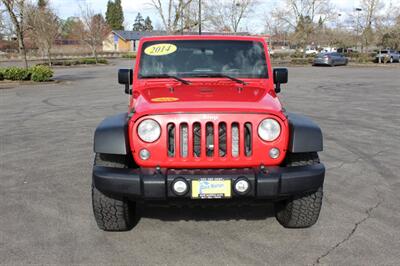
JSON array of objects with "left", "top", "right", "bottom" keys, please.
[{"left": 167, "top": 121, "right": 253, "bottom": 159}]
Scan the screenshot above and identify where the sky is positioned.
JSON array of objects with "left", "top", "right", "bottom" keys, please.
[{"left": 50, "top": 0, "right": 389, "bottom": 31}]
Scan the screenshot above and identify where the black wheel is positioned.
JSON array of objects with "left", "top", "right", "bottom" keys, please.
[
  {"left": 92, "top": 153, "right": 136, "bottom": 231},
  {"left": 275, "top": 152, "right": 323, "bottom": 228}
]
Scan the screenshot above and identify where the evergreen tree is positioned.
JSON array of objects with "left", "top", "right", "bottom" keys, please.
[
  {"left": 132, "top": 13, "right": 145, "bottom": 31},
  {"left": 144, "top": 16, "right": 153, "bottom": 31},
  {"left": 318, "top": 16, "right": 323, "bottom": 29},
  {"left": 105, "top": 0, "right": 124, "bottom": 30},
  {"left": 38, "top": 0, "right": 47, "bottom": 9}
]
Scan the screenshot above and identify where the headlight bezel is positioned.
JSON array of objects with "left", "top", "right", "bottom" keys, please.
[
  {"left": 137, "top": 119, "right": 161, "bottom": 143},
  {"left": 258, "top": 118, "right": 281, "bottom": 142}
]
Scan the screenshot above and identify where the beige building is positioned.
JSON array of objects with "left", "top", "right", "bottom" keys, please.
[{"left": 103, "top": 30, "right": 167, "bottom": 53}]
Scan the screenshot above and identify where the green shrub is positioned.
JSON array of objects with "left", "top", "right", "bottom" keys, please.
[
  {"left": 79, "top": 58, "right": 96, "bottom": 64},
  {"left": 37, "top": 58, "right": 108, "bottom": 66},
  {"left": 270, "top": 52, "right": 291, "bottom": 60},
  {"left": 0, "top": 71, "right": 3, "bottom": 81},
  {"left": 290, "top": 58, "right": 313, "bottom": 65},
  {"left": 122, "top": 52, "right": 137, "bottom": 59},
  {"left": 3, "top": 67, "right": 30, "bottom": 80},
  {"left": 29, "top": 65, "right": 53, "bottom": 82},
  {"left": 79, "top": 58, "right": 108, "bottom": 64},
  {"left": 347, "top": 53, "right": 374, "bottom": 63},
  {"left": 97, "top": 58, "right": 108, "bottom": 64}
]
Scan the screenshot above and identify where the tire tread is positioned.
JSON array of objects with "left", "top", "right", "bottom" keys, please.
[
  {"left": 92, "top": 153, "right": 135, "bottom": 231},
  {"left": 276, "top": 152, "right": 323, "bottom": 228}
]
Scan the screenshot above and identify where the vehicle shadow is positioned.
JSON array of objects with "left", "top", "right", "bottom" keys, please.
[{"left": 137, "top": 202, "right": 275, "bottom": 222}]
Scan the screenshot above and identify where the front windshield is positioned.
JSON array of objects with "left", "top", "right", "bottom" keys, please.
[{"left": 138, "top": 40, "right": 268, "bottom": 79}]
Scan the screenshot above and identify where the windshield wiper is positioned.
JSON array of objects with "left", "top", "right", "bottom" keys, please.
[
  {"left": 140, "top": 74, "right": 191, "bottom": 85},
  {"left": 190, "top": 73, "right": 247, "bottom": 85}
]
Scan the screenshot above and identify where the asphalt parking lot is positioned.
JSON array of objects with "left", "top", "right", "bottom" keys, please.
[{"left": 1, "top": 60, "right": 399, "bottom": 265}]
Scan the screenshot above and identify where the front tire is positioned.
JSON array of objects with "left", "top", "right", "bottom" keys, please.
[
  {"left": 92, "top": 153, "right": 136, "bottom": 231},
  {"left": 275, "top": 152, "right": 323, "bottom": 228}
]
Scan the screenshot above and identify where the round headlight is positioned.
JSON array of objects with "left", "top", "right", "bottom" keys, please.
[
  {"left": 137, "top": 119, "right": 161, "bottom": 143},
  {"left": 258, "top": 119, "right": 281, "bottom": 141}
]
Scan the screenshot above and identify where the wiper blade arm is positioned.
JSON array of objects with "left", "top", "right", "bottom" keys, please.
[
  {"left": 140, "top": 74, "right": 191, "bottom": 85},
  {"left": 191, "top": 73, "right": 247, "bottom": 85}
]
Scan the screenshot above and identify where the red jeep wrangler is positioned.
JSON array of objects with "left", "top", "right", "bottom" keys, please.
[{"left": 92, "top": 35, "right": 324, "bottom": 231}]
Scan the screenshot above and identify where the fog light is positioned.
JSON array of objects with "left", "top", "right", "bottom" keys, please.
[
  {"left": 139, "top": 149, "right": 150, "bottom": 160},
  {"left": 172, "top": 179, "right": 188, "bottom": 195},
  {"left": 269, "top": 148, "right": 280, "bottom": 159},
  {"left": 234, "top": 178, "right": 250, "bottom": 195}
]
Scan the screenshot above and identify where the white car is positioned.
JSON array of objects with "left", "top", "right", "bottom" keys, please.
[{"left": 305, "top": 48, "right": 318, "bottom": 55}]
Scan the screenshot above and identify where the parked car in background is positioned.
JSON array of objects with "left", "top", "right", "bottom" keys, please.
[
  {"left": 313, "top": 52, "right": 348, "bottom": 66},
  {"left": 321, "top": 47, "right": 337, "bottom": 53},
  {"left": 375, "top": 50, "right": 400, "bottom": 63},
  {"left": 305, "top": 48, "right": 318, "bottom": 55}
]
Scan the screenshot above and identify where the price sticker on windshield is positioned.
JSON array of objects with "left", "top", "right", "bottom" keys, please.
[{"left": 144, "top": 43, "right": 177, "bottom": 56}]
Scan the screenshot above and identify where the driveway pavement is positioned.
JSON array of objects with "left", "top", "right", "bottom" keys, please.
[{"left": 1, "top": 60, "right": 399, "bottom": 265}]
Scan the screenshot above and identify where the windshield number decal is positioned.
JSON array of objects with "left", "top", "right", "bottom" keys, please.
[{"left": 144, "top": 44, "right": 177, "bottom": 56}]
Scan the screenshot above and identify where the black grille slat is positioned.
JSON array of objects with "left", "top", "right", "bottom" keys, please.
[
  {"left": 244, "top": 123, "right": 252, "bottom": 157},
  {"left": 193, "top": 123, "right": 201, "bottom": 157},
  {"left": 167, "top": 123, "right": 175, "bottom": 157},
  {"left": 218, "top": 122, "right": 227, "bottom": 157},
  {"left": 206, "top": 123, "right": 214, "bottom": 157}
]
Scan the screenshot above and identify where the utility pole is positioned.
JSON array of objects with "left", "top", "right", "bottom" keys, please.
[
  {"left": 355, "top": 8, "right": 362, "bottom": 52},
  {"left": 198, "top": 0, "right": 202, "bottom": 35}
]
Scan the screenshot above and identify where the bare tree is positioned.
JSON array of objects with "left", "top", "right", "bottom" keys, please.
[
  {"left": 359, "top": 0, "right": 383, "bottom": 51},
  {"left": 150, "top": 0, "right": 196, "bottom": 33},
  {"left": 0, "top": 8, "right": 4, "bottom": 31},
  {"left": 271, "top": 0, "right": 334, "bottom": 56},
  {"left": 375, "top": 4, "right": 400, "bottom": 50},
  {"left": 205, "top": 0, "right": 255, "bottom": 33},
  {"left": 1, "top": 0, "right": 28, "bottom": 68},
  {"left": 26, "top": 3, "right": 59, "bottom": 66},
  {"left": 78, "top": 4, "right": 110, "bottom": 63}
]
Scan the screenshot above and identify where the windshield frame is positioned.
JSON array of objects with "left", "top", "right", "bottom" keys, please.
[{"left": 136, "top": 38, "right": 269, "bottom": 80}]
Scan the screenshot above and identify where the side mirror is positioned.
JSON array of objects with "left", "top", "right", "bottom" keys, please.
[
  {"left": 118, "top": 69, "right": 133, "bottom": 94},
  {"left": 273, "top": 68, "right": 288, "bottom": 93}
]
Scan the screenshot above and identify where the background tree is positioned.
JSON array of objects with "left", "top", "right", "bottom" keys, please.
[
  {"left": 78, "top": 4, "right": 110, "bottom": 63},
  {"left": 105, "top": 0, "right": 124, "bottom": 30},
  {"left": 1, "top": 0, "right": 28, "bottom": 68},
  {"left": 205, "top": 0, "right": 255, "bottom": 32},
  {"left": 359, "top": 0, "right": 382, "bottom": 52},
  {"left": 144, "top": 16, "right": 153, "bottom": 31},
  {"left": 60, "top": 17, "right": 81, "bottom": 39},
  {"left": 26, "top": 2, "right": 59, "bottom": 66},
  {"left": 376, "top": 4, "right": 400, "bottom": 50},
  {"left": 0, "top": 8, "right": 4, "bottom": 32},
  {"left": 37, "top": 0, "right": 46, "bottom": 9},
  {"left": 271, "top": 0, "right": 334, "bottom": 57},
  {"left": 132, "top": 12, "right": 145, "bottom": 31},
  {"left": 150, "top": 0, "right": 196, "bottom": 33}
]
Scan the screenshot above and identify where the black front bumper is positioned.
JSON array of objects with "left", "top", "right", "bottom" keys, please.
[{"left": 93, "top": 164, "right": 325, "bottom": 200}]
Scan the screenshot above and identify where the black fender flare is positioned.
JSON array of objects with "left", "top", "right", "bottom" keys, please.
[
  {"left": 93, "top": 113, "right": 129, "bottom": 155},
  {"left": 287, "top": 112, "right": 323, "bottom": 153}
]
